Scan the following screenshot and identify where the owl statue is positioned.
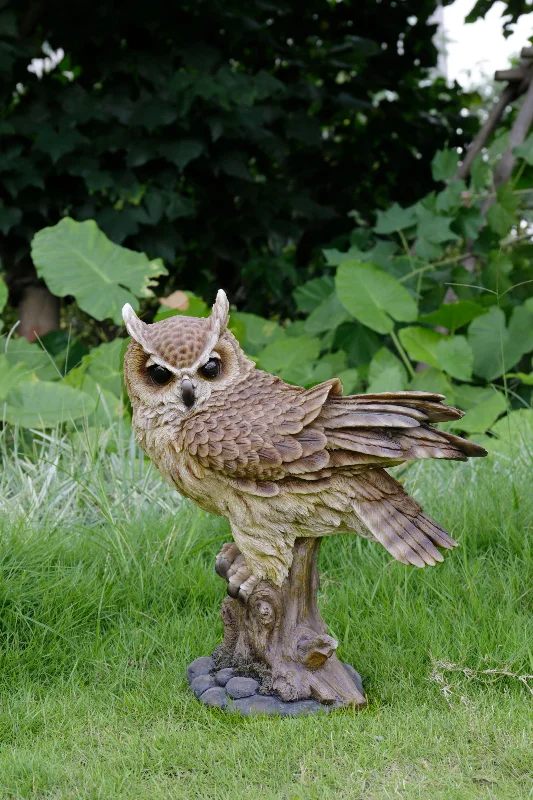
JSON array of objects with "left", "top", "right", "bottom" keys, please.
[{"left": 123, "top": 290, "right": 486, "bottom": 600}]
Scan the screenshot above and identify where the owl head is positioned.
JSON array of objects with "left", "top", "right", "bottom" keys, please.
[{"left": 122, "top": 290, "right": 254, "bottom": 418}]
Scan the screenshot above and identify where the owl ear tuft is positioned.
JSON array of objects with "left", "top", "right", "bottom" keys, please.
[
  {"left": 122, "top": 303, "right": 151, "bottom": 350},
  {"left": 207, "top": 289, "right": 230, "bottom": 337}
]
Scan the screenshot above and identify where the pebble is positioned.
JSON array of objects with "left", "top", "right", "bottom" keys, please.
[
  {"left": 225, "top": 676, "right": 259, "bottom": 699},
  {"left": 186, "top": 656, "right": 365, "bottom": 716},
  {"left": 199, "top": 687, "right": 230, "bottom": 709},
  {"left": 190, "top": 674, "right": 216, "bottom": 698},
  {"left": 232, "top": 694, "right": 287, "bottom": 716},
  {"left": 214, "top": 668, "right": 236, "bottom": 687},
  {"left": 186, "top": 656, "right": 213, "bottom": 683}
]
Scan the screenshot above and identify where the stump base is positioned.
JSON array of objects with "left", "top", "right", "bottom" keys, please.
[
  {"left": 188, "top": 537, "right": 367, "bottom": 713},
  {"left": 187, "top": 655, "right": 364, "bottom": 716}
]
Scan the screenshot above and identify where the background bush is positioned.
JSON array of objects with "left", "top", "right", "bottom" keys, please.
[
  {"left": 1, "top": 1, "right": 533, "bottom": 450},
  {"left": 1, "top": 0, "right": 478, "bottom": 316}
]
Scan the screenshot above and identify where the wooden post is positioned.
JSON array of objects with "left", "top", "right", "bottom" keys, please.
[{"left": 214, "top": 537, "right": 366, "bottom": 707}]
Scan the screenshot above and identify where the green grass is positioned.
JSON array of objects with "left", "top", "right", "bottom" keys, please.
[{"left": 0, "top": 425, "right": 532, "bottom": 799}]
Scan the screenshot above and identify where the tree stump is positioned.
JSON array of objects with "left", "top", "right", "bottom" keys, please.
[{"left": 187, "top": 538, "right": 366, "bottom": 714}]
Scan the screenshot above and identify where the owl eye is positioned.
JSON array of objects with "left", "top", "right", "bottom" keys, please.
[
  {"left": 148, "top": 364, "right": 173, "bottom": 385},
  {"left": 200, "top": 358, "right": 221, "bottom": 380}
]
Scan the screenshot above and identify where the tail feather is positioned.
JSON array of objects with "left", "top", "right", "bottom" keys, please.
[{"left": 351, "top": 470, "right": 457, "bottom": 567}]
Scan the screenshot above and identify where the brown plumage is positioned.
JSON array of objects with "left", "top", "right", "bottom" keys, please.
[{"left": 122, "top": 290, "right": 487, "bottom": 587}]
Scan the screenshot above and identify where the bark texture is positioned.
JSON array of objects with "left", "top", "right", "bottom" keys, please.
[{"left": 215, "top": 537, "right": 366, "bottom": 707}]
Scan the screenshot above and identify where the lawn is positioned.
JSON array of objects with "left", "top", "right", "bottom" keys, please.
[{"left": 0, "top": 425, "right": 532, "bottom": 799}]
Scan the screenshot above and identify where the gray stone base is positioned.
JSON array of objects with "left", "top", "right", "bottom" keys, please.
[{"left": 186, "top": 656, "right": 365, "bottom": 716}]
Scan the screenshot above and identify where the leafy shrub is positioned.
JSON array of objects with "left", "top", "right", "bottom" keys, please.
[
  {"left": 2, "top": 141, "right": 533, "bottom": 449},
  {"left": 0, "top": 0, "right": 477, "bottom": 317}
]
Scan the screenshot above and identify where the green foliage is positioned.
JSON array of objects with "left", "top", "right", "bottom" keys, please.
[
  {"left": 257, "top": 335, "right": 321, "bottom": 386},
  {"left": 335, "top": 262, "right": 417, "bottom": 334},
  {"left": 431, "top": 148, "right": 460, "bottom": 182},
  {"left": 367, "top": 348, "right": 408, "bottom": 393},
  {"left": 32, "top": 219, "right": 167, "bottom": 323},
  {"left": 231, "top": 143, "right": 533, "bottom": 437},
  {"left": 0, "top": 0, "right": 477, "bottom": 318},
  {"left": 3, "top": 141, "right": 533, "bottom": 439},
  {"left": 2, "top": 379, "right": 96, "bottom": 428},
  {"left": 419, "top": 300, "right": 487, "bottom": 333},
  {"left": 0, "top": 276, "right": 7, "bottom": 315},
  {"left": 464, "top": 0, "right": 532, "bottom": 35}
]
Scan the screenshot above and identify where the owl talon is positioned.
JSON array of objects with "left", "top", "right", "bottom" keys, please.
[
  {"left": 215, "top": 542, "right": 241, "bottom": 580},
  {"left": 237, "top": 574, "right": 260, "bottom": 602},
  {"left": 227, "top": 563, "right": 259, "bottom": 602}
]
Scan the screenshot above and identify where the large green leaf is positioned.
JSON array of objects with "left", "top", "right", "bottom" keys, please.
[
  {"left": 435, "top": 336, "right": 473, "bottom": 382},
  {"left": 509, "top": 302, "right": 533, "bottom": 355},
  {"left": 5, "top": 338, "right": 60, "bottom": 381},
  {"left": 66, "top": 340, "right": 124, "bottom": 397},
  {"left": 453, "top": 384, "right": 494, "bottom": 411},
  {"left": 308, "top": 351, "right": 347, "bottom": 386},
  {"left": 415, "top": 206, "right": 458, "bottom": 244},
  {"left": 431, "top": 148, "right": 459, "bottom": 182},
  {"left": 435, "top": 180, "right": 466, "bottom": 213},
  {"left": 257, "top": 335, "right": 320, "bottom": 386},
  {"left": 160, "top": 139, "right": 204, "bottom": 170},
  {"left": 486, "top": 204, "right": 515, "bottom": 237},
  {"left": 485, "top": 409, "right": 533, "bottom": 457},
  {"left": 399, "top": 326, "right": 473, "bottom": 380},
  {"left": 31, "top": 218, "right": 168, "bottom": 324},
  {"left": 451, "top": 389, "right": 507, "bottom": 435},
  {"left": 304, "top": 293, "right": 351, "bottom": 336},
  {"left": 0, "top": 355, "right": 34, "bottom": 400},
  {"left": 398, "top": 326, "right": 441, "bottom": 368},
  {"left": 2, "top": 380, "right": 96, "bottom": 428},
  {"left": 75, "top": 375, "right": 124, "bottom": 425},
  {"left": 230, "top": 312, "right": 285, "bottom": 356},
  {"left": 470, "top": 155, "right": 492, "bottom": 191},
  {"left": 373, "top": 203, "right": 416, "bottom": 234},
  {"left": 419, "top": 301, "right": 487, "bottom": 332},
  {"left": 491, "top": 409, "right": 533, "bottom": 440},
  {"left": 337, "top": 368, "right": 360, "bottom": 395},
  {"left": 293, "top": 276, "right": 334, "bottom": 313},
  {"left": 335, "top": 262, "right": 417, "bottom": 335},
  {"left": 468, "top": 305, "right": 533, "bottom": 381},
  {"left": 367, "top": 347, "right": 408, "bottom": 393},
  {"left": 408, "top": 367, "right": 455, "bottom": 404}
]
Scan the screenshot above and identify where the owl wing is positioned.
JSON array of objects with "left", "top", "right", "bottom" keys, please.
[
  {"left": 181, "top": 375, "right": 486, "bottom": 496},
  {"left": 181, "top": 376, "right": 486, "bottom": 569}
]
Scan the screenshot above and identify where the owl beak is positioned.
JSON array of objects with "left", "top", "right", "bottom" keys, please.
[{"left": 181, "top": 377, "right": 195, "bottom": 408}]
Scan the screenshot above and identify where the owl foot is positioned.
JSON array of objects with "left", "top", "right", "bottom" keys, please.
[
  {"left": 215, "top": 543, "right": 260, "bottom": 602},
  {"left": 215, "top": 542, "right": 241, "bottom": 580}
]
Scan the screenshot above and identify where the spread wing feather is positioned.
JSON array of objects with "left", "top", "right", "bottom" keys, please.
[
  {"left": 181, "top": 375, "right": 486, "bottom": 482},
  {"left": 179, "top": 374, "right": 485, "bottom": 568}
]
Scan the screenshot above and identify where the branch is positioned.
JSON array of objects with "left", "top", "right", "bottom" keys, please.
[
  {"left": 457, "top": 50, "right": 533, "bottom": 182},
  {"left": 457, "top": 84, "right": 518, "bottom": 181},
  {"left": 492, "top": 73, "right": 533, "bottom": 188}
]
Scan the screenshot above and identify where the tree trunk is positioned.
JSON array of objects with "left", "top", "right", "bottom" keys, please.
[
  {"left": 214, "top": 537, "right": 366, "bottom": 707},
  {"left": 18, "top": 284, "right": 60, "bottom": 342}
]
